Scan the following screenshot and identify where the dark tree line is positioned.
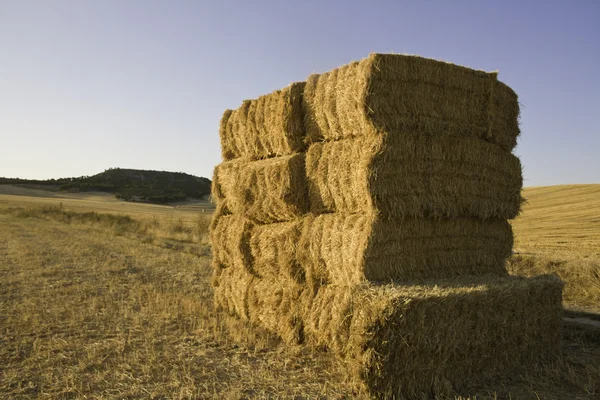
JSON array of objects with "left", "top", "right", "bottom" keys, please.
[{"left": 1, "top": 168, "right": 211, "bottom": 204}]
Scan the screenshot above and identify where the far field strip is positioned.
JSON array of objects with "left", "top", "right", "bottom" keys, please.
[
  {"left": 0, "top": 185, "right": 213, "bottom": 224},
  {"left": 512, "top": 184, "right": 600, "bottom": 256}
]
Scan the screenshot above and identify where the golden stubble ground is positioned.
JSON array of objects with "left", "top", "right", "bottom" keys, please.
[
  {"left": 510, "top": 184, "right": 600, "bottom": 312},
  {"left": 513, "top": 184, "right": 600, "bottom": 256},
  {"left": 0, "top": 185, "right": 599, "bottom": 399},
  {"left": 0, "top": 214, "right": 350, "bottom": 399}
]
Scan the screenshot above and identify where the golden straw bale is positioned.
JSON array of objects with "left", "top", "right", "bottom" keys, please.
[
  {"left": 219, "top": 82, "right": 306, "bottom": 160},
  {"left": 212, "top": 263, "right": 255, "bottom": 321},
  {"left": 306, "top": 134, "right": 523, "bottom": 219},
  {"left": 250, "top": 219, "right": 305, "bottom": 283},
  {"left": 247, "top": 277, "right": 305, "bottom": 344},
  {"left": 213, "top": 154, "right": 308, "bottom": 223},
  {"left": 304, "top": 275, "right": 563, "bottom": 398},
  {"left": 298, "top": 213, "right": 512, "bottom": 285},
  {"left": 303, "top": 54, "right": 520, "bottom": 151},
  {"left": 211, "top": 159, "right": 244, "bottom": 208},
  {"left": 209, "top": 214, "right": 254, "bottom": 274},
  {"left": 218, "top": 109, "right": 235, "bottom": 160},
  {"left": 300, "top": 282, "right": 355, "bottom": 353}
]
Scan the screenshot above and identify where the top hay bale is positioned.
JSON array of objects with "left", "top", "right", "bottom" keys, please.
[
  {"left": 303, "top": 54, "right": 520, "bottom": 151},
  {"left": 220, "top": 82, "right": 306, "bottom": 161}
]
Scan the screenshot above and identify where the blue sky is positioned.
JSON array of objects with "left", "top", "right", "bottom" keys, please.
[{"left": 1, "top": 0, "right": 598, "bottom": 186}]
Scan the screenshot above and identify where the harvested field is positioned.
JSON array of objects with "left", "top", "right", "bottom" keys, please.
[
  {"left": 298, "top": 213, "right": 512, "bottom": 285},
  {"left": 303, "top": 53, "right": 520, "bottom": 151},
  {"left": 0, "top": 194, "right": 598, "bottom": 399},
  {"left": 306, "top": 133, "right": 523, "bottom": 219},
  {"left": 219, "top": 82, "right": 306, "bottom": 160},
  {"left": 512, "top": 184, "right": 600, "bottom": 256},
  {"left": 509, "top": 184, "right": 600, "bottom": 312},
  {"left": 211, "top": 154, "right": 308, "bottom": 223}
]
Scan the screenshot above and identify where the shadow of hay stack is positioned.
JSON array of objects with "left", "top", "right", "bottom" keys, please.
[{"left": 209, "top": 53, "right": 563, "bottom": 399}]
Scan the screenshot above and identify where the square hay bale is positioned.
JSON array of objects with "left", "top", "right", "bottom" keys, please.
[
  {"left": 250, "top": 219, "right": 305, "bottom": 283},
  {"left": 247, "top": 277, "right": 305, "bottom": 344},
  {"left": 209, "top": 213, "right": 254, "bottom": 274},
  {"left": 219, "top": 82, "right": 306, "bottom": 160},
  {"left": 212, "top": 154, "right": 308, "bottom": 223},
  {"left": 306, "top": 133, "right": 523, "bottom": 220},
  {"left": 298, "top": 213, "right": 512, "bottom": 286},
  {"left": 300, "top": 280, "right": 355, "bottom": 353},
  {"left": 210, "top": 160, "right": 243, "bottom": 210},
  {"left": 304, "top": 275, "right": 563, "bottom": 398},
  {"left": 303, "top": 53, "right": 520, "bottom": 151},
  {"left": 212, "top": 263, "right": 254, "bottom": 321}
]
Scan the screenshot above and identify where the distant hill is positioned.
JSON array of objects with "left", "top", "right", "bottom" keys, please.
[{"left": 0, "top": 168, "right": 211, "bottom": 204}]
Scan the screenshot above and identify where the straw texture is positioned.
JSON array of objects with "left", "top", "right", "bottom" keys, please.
[
  {"left": 250, "top": 219, "right": 305, "bottom": 283},
  {"left": 209, "top": 54, "right": 562, "bottom": 400},
  {"left": 303, "top": 275, "right": 563, "bottom": 398},
  {"left": 212, "top": 154, "right": 308, "bottom": 223},
  {"left": 298, "top": 213, "right": 512, "bottom": 286},
  {"left": 303, "top": 53, "right": 520, "bottom": 151},
  {"left": 212, "top": 264, "right": 254, "bottom": 321},
  {"left": 210, "top": 214, "right": 254, "bottom": 274},
  {"left": 248, "top": 277, "right": 305, "bottom": 344},
  {"left": 306, "top": 133, "right": 523, "bottom": 219},
  {"left": 219, "top": 82, "right": 306, "bottom": 160}
]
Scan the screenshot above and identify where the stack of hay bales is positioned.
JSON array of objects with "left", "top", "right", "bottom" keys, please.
[
  {"left": 210, "top": 54, "right": 563, "bottom": 398},
  {"left": 210, "top": 82, "right": 310, "bottom": 344}
]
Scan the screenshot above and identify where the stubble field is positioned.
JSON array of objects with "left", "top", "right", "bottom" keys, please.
[{"left": 0, "top": 184, "right": 598, "bottom": 399}]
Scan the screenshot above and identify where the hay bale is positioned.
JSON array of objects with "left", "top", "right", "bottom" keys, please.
[
  {"left": 250, "top": 219, "right": 305, "bottom": 283},
  {"left": 212, "top": 154, "right": 308, "bottom": 223},
  {"left": 298, "top": 213, "right": 512, "bottom": 285},
  {"left": 211, "top": 159, "right": 245, "bottom": 209},
  {"left": 210, "top": 162, "right": 226, "bottom": 206},
  {"left": 304, "top": 275, "right": 563, "bottom": 398},
  {"left": 300, "top": 281, "right": 355, "bottom": 353},
  {"left": 306, "top": 134, "right": 523, "bottom": 219},
  {"left": 209, "top": 214, "right": 254, "bottom": 273},
  {"left": 218, "top": 109, "right": 235, "bottom": 160},
  {"left": 219, "top": 82, "right": 306, "bottom": 160},
  {"left": 212, "top": 263, "right": 254, "bottom": 321},
  {"left": 247, "top": 277, "right": 305, "bottom": 344},
  {"left": 303, "top": 54, "right": 520, "bottom": 151}
]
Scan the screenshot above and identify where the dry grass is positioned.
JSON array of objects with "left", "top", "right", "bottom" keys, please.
[
  {"left": 512, "top": 184, "right": 600, "bottom": 256},
  {"left": 0, "top": 184, "right": 215, "bottom": 222},
  {"left": 0, "top": 186, "right": 214, "bottom": 253},
  {"left": 508, "top": 254, "right": 600, "bottom": 312},
  {"left": 1, "top": 190, "right": 599, "bottom": 399},
  {"left": 0, "top": 204, "right": 212, "bottom": 257},
  {"left": 0, "top": 201, "right": 352, "bottom": 399},
  {"left": 509, "top": 184, "right": 600, "bottom": 312}
]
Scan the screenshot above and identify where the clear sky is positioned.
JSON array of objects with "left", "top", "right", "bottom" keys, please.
[{"left": 1, "top": 0, "right": 598, "bottom": 186}]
